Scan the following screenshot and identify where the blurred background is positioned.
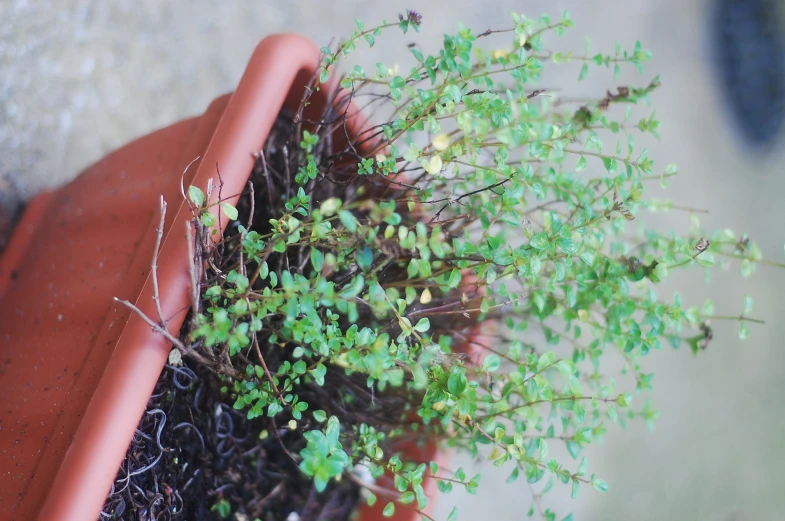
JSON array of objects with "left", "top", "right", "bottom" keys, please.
[{"left": 2, "top": 1, "right": 784, "bottom": 519}]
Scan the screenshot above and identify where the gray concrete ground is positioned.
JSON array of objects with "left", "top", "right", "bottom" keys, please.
[{"left": 2, "top": 1, "right": 785, "bottom": 520}]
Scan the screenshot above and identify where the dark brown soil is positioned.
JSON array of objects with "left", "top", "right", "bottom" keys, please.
[{"left": 100, "top": 363, "right": 362, "bottom": 521}]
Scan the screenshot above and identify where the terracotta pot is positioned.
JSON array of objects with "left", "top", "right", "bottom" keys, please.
[{"left": 0, "top": 34, "right": 482, "bottom": 521}]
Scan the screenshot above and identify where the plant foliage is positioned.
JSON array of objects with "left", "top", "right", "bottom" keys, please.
[{"left": 177, "top": 10, "right": 780, "bottom": 520}]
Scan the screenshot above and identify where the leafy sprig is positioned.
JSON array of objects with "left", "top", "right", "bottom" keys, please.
[{"left": 180, "top": 10, "right": 781, "bottom": 521}]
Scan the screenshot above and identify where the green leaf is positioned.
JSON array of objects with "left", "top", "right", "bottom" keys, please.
[
  {"left": 390, "top": 76, "right": 406, "bottom": 89},
  {"left": 592, "top": 478, "right": 608, "bottom": 492},
  {"left": 448, "top": 369, "right": 468, "bottom": 396},
  {"left": 267, "top": 401, "right": 283, "bottom": 417},
  {"left": 272, "top": 239, "right": 286, "bottom": 253},
  {"left": 199, "top": 211, "right": 222, "bottom": 234},
  {"left": 577, "top": 457, "right": 588, "bottom": 475},
  {"left": 530, "top": 233, "right": 549, "bottom": 250},
  {"left": 398, "top": 491, "right": 415, "bottom": 504},
  {"left": 383, "top": 502, "right": 395, "bottom": 517},
  {"left": 576, "top": 155, "right": 588, "bottom": 172},
  {"left": 740, "top": 259, "right": 754, "bottom": 278},
  {"left": 556, "top": 238, "right": 578, "bottom": 255},
  {"left": 696, "top": 252, "right": 715, "bottom": 267},
  {"left": 651, "top": 262, "right": 668, "bottom": 283},
  {"left": 566, "top": 441, "right": 580, "bottom": 459},
  {"left": 448, "top": 268, "right": 462, "bottom": 288},
  {"left": 221, "top": 202, "right": 239, "bottom": 221},
  {"left": 310, "top": 363, "right": 327, "bottom": 386},
  {"left": 447, "top": 506, "right": 459, "bottom": 521},
  {"left": 738, "top": 322, "right": 750, "bottom": 340},
  {"left": 483, "top": 354, "right": 501, "bottom": 372},
  {"left": 578, "top": 63, "right": 589, "bottom": 81},
  {"left": 311, "top": 248, "right": 324, "bottom": 272},
  {"left": 338, "top": 210, "right": 358, "bottom": 232},
  {"left": 555, "top": 360, "right": 575, "bottom": 375},
  {"left": 602, "top": 157, "right": 618, "bottom": 174},
  {"left": 579, "top": 250, "right": 596, "bottom": 266},
  {"left": 211, "top": 499, "right": 231, "bottom": 519},
  {"left": 537, "top": 351, "right": 555, "bottom": 371},
  {"left": 188, "top": 185, "right": 205, "bottom": 207},
  {"left": 443, "top": 84, "right": 462, "bottom": 104},
  {"left": 313, "top": 474, "right": 328, "bottom": 492},
  {"left": 413, "top": 318, "right": 431, "bottom": 332},
  {"left": 742, "top": 295, "right": 753, "bottom": 315},
  {"left": 357, "top": 247, "right": 374, "bottom": 271},
  {"left": 325, "top": 416, "right": 342, "bottom": 447}
]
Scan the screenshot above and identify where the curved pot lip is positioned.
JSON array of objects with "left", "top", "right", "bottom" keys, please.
[{"left": 31, "top": 33, "right": 332, "bottom": 521}]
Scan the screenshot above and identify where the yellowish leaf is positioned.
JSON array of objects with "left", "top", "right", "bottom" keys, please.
[
  {"left": 432, "top": 133, "right": 451, "bottom": 151},
  {"left": 425, "top": 155, "right": 443, "bottom": 174}
]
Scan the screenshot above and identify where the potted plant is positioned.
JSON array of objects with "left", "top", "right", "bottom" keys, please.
[{"left": 1, "top": 10, "right": 780, "bottom": 521}]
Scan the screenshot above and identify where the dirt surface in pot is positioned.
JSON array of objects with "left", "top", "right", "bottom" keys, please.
[{"left": 100, "top": 363, "right": 362, "bottom": 521}]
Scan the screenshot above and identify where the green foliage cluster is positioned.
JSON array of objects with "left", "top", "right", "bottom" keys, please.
[{"left": 183, "top": 10, "right": 779, "bottom": 521}]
